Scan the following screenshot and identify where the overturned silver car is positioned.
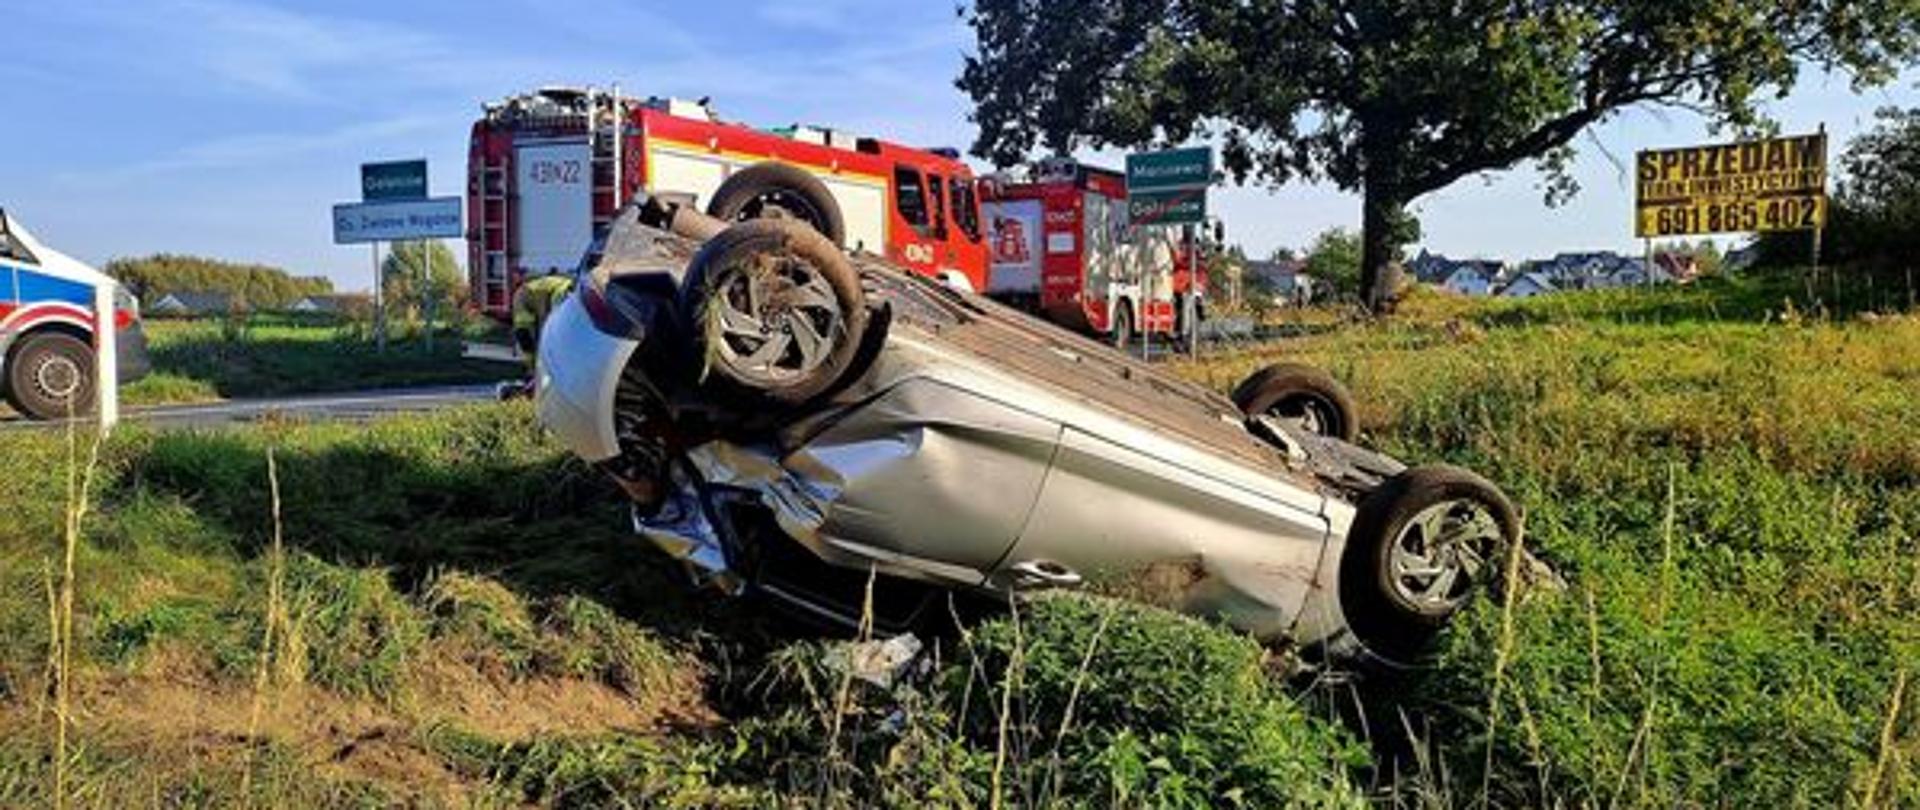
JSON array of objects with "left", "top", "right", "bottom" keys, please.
[{"left": 536, "top": 199, "right": 1520, "bottom": 665}]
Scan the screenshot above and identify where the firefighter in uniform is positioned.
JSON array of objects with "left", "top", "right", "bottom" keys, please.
[{"left": 499, "top": 273, "right": 576, "bottom": 399}]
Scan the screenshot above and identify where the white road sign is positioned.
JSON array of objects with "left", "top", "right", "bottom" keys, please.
[{"left": 332, "top": 197, "right": 463, "bottom": 244}]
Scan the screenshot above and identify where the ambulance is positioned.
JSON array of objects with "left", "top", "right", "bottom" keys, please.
[{"left": 0, "top": 210, "right": 149, "bottom": 420}]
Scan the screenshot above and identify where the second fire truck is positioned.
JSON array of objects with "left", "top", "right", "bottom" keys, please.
[{"left": 981, "top": 159, "right": 1211, "bottom": 347}]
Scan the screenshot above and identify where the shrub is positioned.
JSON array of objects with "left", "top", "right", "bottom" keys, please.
[{"left": 724, "top": 593, "right": 1368, "bottom": 808}]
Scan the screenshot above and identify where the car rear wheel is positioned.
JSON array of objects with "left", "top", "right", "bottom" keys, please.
[
  {"left": 680, "top": 219, "right": 868, "bottom": 405},
  {"left": 6, "top": 332, "right": 96, "bottom": 421},
  {"left": 1231, "top": 362, "right": 1358, "bottom": 441},
  {"left": 1340, "top": 464, "right": 1519, "bottom": 661},
  {"left": 706, "top": 162, "right": 847, "bottom": 247}
]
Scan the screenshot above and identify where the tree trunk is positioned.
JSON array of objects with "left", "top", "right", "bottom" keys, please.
[{"left": 1360, "top": 185, "right": 1406, "bottom": 314}]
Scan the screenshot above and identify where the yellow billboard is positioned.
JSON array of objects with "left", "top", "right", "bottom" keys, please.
[{"left": 1634, "top": 133, "right": 1827, "bottom": 238}]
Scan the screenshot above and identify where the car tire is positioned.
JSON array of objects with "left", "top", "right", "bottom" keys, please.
[
  {"left": 1231, "top": 362, "right": 1358, "bottom": 441},
  {"left": 680, "top": 219, "right": 868, "bottom": 405},
  {"left": 5, "top": 332, "right": 96, "bottom": 421},
  {"left": 1110, "top": 301, "right": 1134, "bottom": 349},
  {"left": 707, "top": 162, "right": 847, "bottom": 247},
  {"left": 1339, "top": 464, "right": 1519, "bottom": 662}
]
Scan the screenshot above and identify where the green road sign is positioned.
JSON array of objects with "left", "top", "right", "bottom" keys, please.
[
  {"left": 1127, "top": 188, "right": 1207, "bottom": 225},
  {"left": 1126, "top": 147, "right": 1213, "bottom": 192},
  {"left": 362, "top": 160, "right": 428, "bottom": 201}
]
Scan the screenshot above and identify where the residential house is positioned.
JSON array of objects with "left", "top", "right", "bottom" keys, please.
[
  {"left": 290, "top": 294, "right": 348, "bottom": 314},
  {"left": 149, "top": 290, "right": 236, "bottom": 317},
  {"left": 1409, "top": 250, "right": 1505, "bottom": 287},
  {"left": 1653, "top": 251, "right": 1699, "bottom": 283},
  {"left": 1498, "top": 272, "right": 1557, "bottom": 298},
  {"left": 1440, "top": 266, "right": 1493, "bottom": 297},
  {"left": 1245, "top": 258, "right": 1317, "bottom": 306}
]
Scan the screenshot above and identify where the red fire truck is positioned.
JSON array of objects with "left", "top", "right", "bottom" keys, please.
[
  {"left": 467, "top": 87, "right": 988, "bottom": 317},
  {"left": 981, "top": 159, "right": 1210, "bottom": 346}
]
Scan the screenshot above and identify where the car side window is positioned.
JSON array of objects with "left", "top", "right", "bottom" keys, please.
[
  {"left": 927, "top": 173, "right": 949, "bottom": 240},
  {"left": 894, "top": 166, "right": 929, "bottom": 233}
]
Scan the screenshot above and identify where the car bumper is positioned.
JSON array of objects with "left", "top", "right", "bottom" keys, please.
[
  {"left": 116, "top": 322, "right": 152, "bottom": 383},
  {"left": 534, "top": 291, "right": 639, "bottom": 463}
]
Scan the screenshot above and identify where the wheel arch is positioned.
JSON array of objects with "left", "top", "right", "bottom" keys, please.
[{"left": 2, "top": 320, "right": 95, "bottom": 377}]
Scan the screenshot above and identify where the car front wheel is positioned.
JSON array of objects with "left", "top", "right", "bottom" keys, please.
[
  {"left": 1339, "top": 464, "right": 1519, "bottom": 662},
  {"left": 680, "top": 219, "right": 869, "bottom": 405}
]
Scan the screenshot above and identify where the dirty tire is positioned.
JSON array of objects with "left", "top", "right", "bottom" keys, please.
[
  {"left": 680, "top": 219, "right": 867, "bottom": 405},
  {"left": 1110, "top": 302, "right": 1134, "bottom": 350},
  {"left": 1231, "top": 362, "right": 1358, "bottom": 441},
  {"left": 707, "top": 162, "right": 847, "bottom": 247},
  {"left": 6, "top": 331, "right": 96, "bottom": 421},
  {"left": 1339, "top": 464, "right": 1519, "bottom": 663}
]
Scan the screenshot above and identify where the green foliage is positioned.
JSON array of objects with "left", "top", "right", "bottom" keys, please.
[
  {"left": 425, "top": 726, "right": 757, "bottom": 808},
  {"left": 106, "top": 253, "right": 332, "bottom": 310},
  {"left": 381, "top": 240, "right": 465, "bottom": 324},
  {"left": 1303, "top": 227, "right": 1363, "bottom": 300},
  {"left": 959, "top": 0, "right": 1920, "bottom": 309},
  {"left": 1181, "top": 285, "right": 1920, "bottom": 807},
  {"left": 725, "top": 593, "right": 1368, "bottom": 808},
  {"left": 119, "top": 315, "right": 514, "bottom": 406},
  {"left": 1759, "top": 107, "right": 1920, "bottom": 305}
]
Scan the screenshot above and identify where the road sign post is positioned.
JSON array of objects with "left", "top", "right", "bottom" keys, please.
[{"left": 337, "top": 157, "right": 458, "bottom": 353}]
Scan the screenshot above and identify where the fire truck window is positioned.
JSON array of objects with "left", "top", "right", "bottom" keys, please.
[
  {"left": 894, "top": 166, "right": 929, "bottom": 231},
  {"left": 927, "top": 174, "right": 949, "bottom": 239},
  {"left": 951, "top": 182, "right": 981, "bottom": 242}
]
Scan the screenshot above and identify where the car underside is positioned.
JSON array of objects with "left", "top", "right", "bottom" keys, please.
[{"left": 535, "top": 197, "right": 1525, "bottom": 667}]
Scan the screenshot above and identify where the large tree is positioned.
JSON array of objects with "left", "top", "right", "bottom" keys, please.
[{"left": 959, "top": 0, "right": 1920, "bottom": 311}]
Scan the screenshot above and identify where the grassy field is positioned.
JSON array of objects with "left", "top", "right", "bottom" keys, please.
[
  {"left": 119, "top": 314, "right": 518, "bottom": 407},
  {"left": 1, "top": 276, "right": 1915, "bottom": 806}
]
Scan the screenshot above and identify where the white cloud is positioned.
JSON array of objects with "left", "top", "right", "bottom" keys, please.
[{"left": 55, "top": 115, "right": 445, "bottom": 186}]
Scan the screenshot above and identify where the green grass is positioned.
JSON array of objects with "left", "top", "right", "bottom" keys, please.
[
  {"left": 120, "top": 313, "right": 516, "bottom": 406},
  {"left": 2, "top": 275, "right": 1915, "bottom": 806},
  {"left": 1177, "top": 277, "right": 1920, "bottom": 806}
]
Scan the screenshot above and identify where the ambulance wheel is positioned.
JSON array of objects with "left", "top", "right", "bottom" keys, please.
[
  {"left": 6, "top": 331, "right": 96, "bottom": 421},
  {"left": 707, "top": 163, "right": 848, "bottom": 248},
  {"left": 1231, "top": 362, "right": 1357, "bottom": 441},
  {"left": 1110, "top": 303, "right": 1134, "bottom": 349},
  {"left": 681, "top": 219, "right": 868, "bottom": 405}
]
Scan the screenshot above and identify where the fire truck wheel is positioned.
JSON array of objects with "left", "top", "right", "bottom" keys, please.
[
  {"left": 5, "top": 331, "right": 97, "bottom": 421},
  {"left": 1110, "top": 302, "right": 1134, "bottom": 349},
  {"left": 707, "top": 163, "right": 848, "bottom": 248},
  {"left": 1231, "top": 362, "right": 1358, "bottom": 441},
  {"left": 681, "top": 219, "right": 868, "bottom": 405}
]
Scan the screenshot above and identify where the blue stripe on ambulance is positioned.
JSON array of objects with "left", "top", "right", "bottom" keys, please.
[{"left": 14, "top": 266, "right": 94, "bottom": 307}]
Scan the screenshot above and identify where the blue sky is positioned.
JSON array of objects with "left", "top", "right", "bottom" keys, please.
[{"left": 4, "top": 1, "right": 1914, "bottom": 290}]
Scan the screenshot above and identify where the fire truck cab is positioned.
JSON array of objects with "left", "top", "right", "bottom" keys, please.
[
  {"left": 982, "top": 159, "right": 1210, "bottom": 346},
  {"left": 468, "top": 88, "right": 987, "bottom": 317}
]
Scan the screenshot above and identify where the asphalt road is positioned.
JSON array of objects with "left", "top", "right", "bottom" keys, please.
[{"left": 0, "top": 383, "right": 502, "bottom": 432}]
